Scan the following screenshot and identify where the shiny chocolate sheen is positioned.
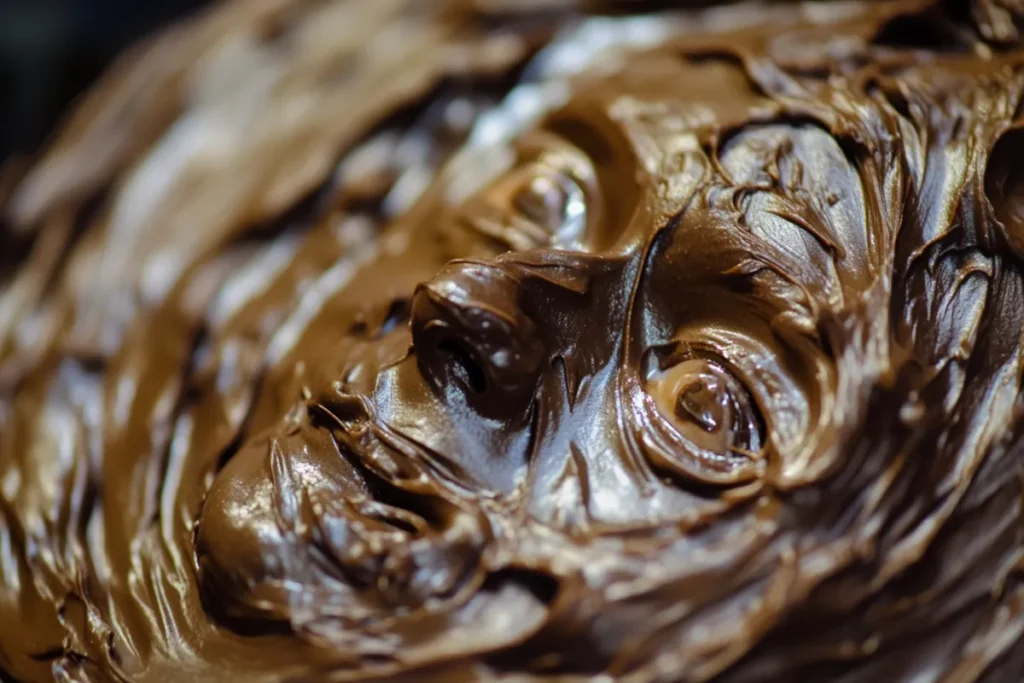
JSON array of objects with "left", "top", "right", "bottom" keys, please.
[{"left": 4, "top": 0, "right": 1024, "bottom": 681}]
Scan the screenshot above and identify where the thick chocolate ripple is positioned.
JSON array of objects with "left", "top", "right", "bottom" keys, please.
[{"left": 4, "top": 0, "right": 1024, "bottom": 681}]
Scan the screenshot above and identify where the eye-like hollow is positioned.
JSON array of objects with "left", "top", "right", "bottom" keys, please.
[
  {"left": 508, "top": 163, "right": 587, "bottom": 246},
  {"left": 648, "top": 357, "right": 763, "bottom": 458},
  {"left": 448, "top": 133, "right": 597, "bottom": 253},
  {"left": 634, "top": 348, "right": 766, "bottom": 485}
]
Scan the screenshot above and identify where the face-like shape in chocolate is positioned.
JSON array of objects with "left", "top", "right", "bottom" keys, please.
[{"left": 5, "top": 1, "right": 1024, "bottom": 681}]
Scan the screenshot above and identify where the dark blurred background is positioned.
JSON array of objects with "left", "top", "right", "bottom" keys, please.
[{"left": 0, "top": 0, "right": 212, "bottom": 162}]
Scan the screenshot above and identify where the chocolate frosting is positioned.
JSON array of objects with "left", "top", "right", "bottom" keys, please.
[{"left": 4, "top": 0, "right": 1024, "bottom": 680}]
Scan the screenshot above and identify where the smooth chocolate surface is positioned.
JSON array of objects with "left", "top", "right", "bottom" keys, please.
[{"left": 4, "top": 0, "right": 1024, "bottom": 680}]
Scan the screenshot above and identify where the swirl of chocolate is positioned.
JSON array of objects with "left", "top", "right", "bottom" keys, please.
[{"left": 5, "top": 1, "right": 1024, "bottom": 681}]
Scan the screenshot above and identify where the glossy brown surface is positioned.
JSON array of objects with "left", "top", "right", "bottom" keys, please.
[{"left": 4, "top": 0, "right": 1024, "bottom": 680}]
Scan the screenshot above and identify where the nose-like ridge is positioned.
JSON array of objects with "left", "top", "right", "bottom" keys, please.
[{"left": 411, "top": 260, "right": 545, "bottom": 412}]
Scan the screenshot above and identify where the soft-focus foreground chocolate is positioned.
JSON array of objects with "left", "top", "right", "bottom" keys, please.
[{"left": 4, "top": 0, "right": 1024, "bottom": 680}]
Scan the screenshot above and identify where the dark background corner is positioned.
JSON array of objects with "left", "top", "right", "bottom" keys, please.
[{"left": 0, "top": 0, "right": 212, "bottom": 162}]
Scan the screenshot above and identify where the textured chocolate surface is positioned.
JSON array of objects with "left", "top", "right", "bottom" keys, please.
[{"left": 4, "top": 0, "right": 1024, "bottom": 680}]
